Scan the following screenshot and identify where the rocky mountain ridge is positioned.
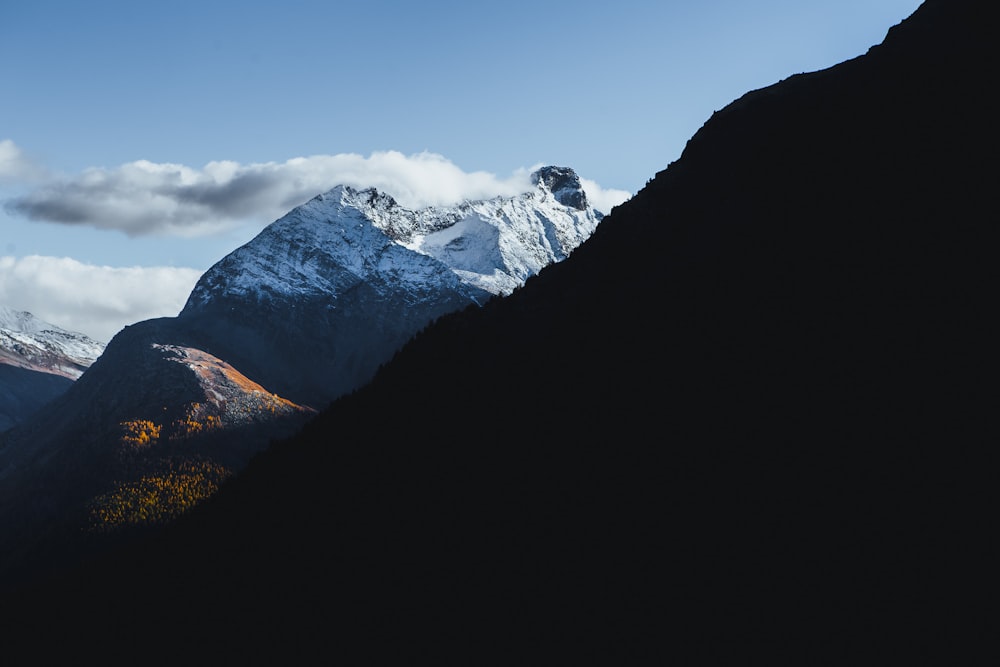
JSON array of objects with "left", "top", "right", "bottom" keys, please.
[
  {"left": 0, "top": 1, "right": 988, "bottom": 662},
  {"left": 184, "top": 166, "right": 600, "bottom": 314},
  {"left": 176, "top": 165, "right": 603, "bottom": 407},
  {"left": 0, "top": 166, "right": 604, "bottom": 581}
]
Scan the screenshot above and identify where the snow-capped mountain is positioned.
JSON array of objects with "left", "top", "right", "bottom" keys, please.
[
  {"left": 0, "top": 306, "right": 105, "bottom": 380},
  {"left": 1, "top": 307, "right": 105, "bottom": 432},
  {"left": 186, "top": 166, "right": 601, "bottom": 309},
  {"left": 178, "top": 165, "right": 604, "bottom": 407},
  {"left": 0, "top": 166, "right": 605, "bottom": 556}
]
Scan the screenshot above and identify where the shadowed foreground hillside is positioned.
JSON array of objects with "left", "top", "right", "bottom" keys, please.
[
  {"left": 0, "top": 365, "right": 72, "bottom": 433},
  {"left": 1, "top": 1, "right": 994, "bottom": 662}
]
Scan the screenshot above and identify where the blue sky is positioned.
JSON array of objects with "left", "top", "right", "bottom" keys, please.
[{"left": 1, "top": 0, "right": 924, "bottom": 341}]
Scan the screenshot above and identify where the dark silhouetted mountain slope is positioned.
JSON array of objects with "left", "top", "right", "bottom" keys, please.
[
  {"left": 0, "top": 167, "right": 602, "bottom": 585},
  {"left": 0, "top": 1, "right": 993, "bottom": 663}
]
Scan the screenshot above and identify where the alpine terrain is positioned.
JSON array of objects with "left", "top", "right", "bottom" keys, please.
[
  {"left": 0, "top": 165, "right": 606, "bottom": 586},
  {"left": 0, "top": 1, "right": 990, "bottom": 663},
  {"left": 0, "top": 306, "right": 104, "bottom": 432},
  {"left": 177, "top": 165, "right": 604, "bottom": 406}
]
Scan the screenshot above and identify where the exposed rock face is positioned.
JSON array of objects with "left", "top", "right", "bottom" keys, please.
[{"left": 532, "top": 166, "right": 589, "bottom": 210}]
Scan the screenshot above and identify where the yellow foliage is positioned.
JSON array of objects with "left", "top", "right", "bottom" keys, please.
[
  {"left": 170, "top": 410, "right": 221, "bottom": 439},
  {"left": 120, "top": 420, "right": 162, "bottom": 449},
  {"left": 87, "top": 460, "right": 232, "bottom": 532}
]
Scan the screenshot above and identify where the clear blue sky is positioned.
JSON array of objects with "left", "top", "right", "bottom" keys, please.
[{"left": 1, "top": 0, "right": 924, "bottom": 341}]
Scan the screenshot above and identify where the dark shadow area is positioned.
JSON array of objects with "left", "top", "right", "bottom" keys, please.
[
  {"left": 0, "top": 1, "right": 993, "bottom": 663},
  {"left": 0, "top": 365, "right": 72, "bottom": 433}
]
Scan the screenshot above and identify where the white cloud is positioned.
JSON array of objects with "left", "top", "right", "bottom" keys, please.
[
  {"left": 579, "top": 177, "right": 632, "bottom": 215},
  {"left": 0, "top": 255, "right": 203, "bottom": 342},
  {"left": 0, "top": 139, "right": 46, "bottom": 184},
  {"left": 5, "top": 150, "right": 631, "bottom": 237}
]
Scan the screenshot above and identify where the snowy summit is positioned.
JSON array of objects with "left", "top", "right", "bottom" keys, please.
[
  {"left": 175, "top": 166, "right": 604, "bottom": 408},
  {"left": 0, "top": 306, "right": 105, "bottom": 380},
  {"left": 183, "top": 166, "right": 603, "bottom": 312}
]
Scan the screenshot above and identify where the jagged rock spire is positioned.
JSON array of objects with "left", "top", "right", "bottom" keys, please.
[{"left": 532, "top": 166, "right": 588, "bottom": 211}]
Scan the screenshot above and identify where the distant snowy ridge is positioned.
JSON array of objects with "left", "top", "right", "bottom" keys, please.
[{"left": 0, "top": 306, "right": 105, "bottom": 379}]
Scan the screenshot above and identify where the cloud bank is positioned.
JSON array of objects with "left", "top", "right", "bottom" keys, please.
[
  {"left": 0, "top": 255, "right": 203, "bottom": 342},
  {"left": 5, "top": 147, "right": 632, "bottom": 237}
]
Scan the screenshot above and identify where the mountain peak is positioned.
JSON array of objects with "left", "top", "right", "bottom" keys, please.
[
  {"left": 1, "top": 305, "right": 106, "bottom": 432},
  {"left": 317, "top": 183, "right": 398, "bottom": 208},
  {"left": 0, "top": 306, "right": 52, "bottom": 336},
  {"left": 178, "top": 165, "right": 603, "bottom": 406},
  {"left": 1, "top": 305, "right": 105, "bottom": 379},
  {"left": 531, "top": 166, "right": 588, "bottom": 211}
]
